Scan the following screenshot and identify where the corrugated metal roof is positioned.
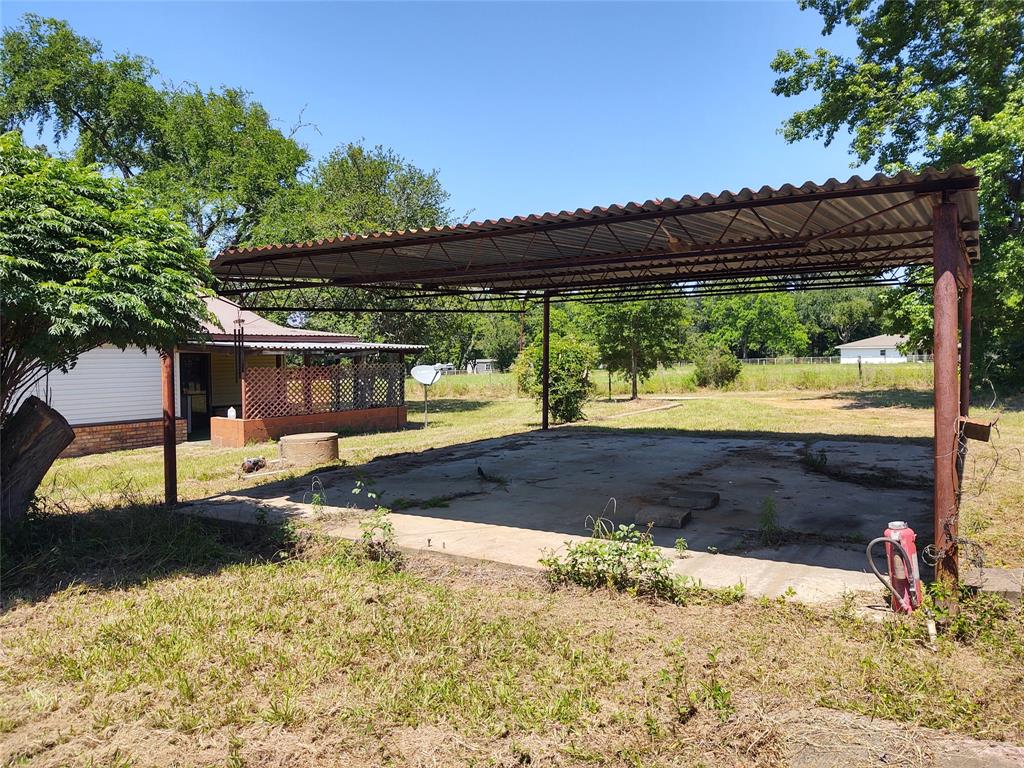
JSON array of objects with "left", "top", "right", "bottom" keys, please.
[
  {"left": 835, "top": 334, "right": 908, "bottom": 349},
  {"left": 200, "top": 340, "right": 426, "bottom": 353},
  {"left": 212, "top": 167, "right": 979, "bottom": 303}
]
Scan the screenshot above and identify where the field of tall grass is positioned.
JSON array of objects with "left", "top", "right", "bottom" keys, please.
[{"left": 406, "top": 362, "right": 935, "bottom": 400}]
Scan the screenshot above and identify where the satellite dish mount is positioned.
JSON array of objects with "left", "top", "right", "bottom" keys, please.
[{"left": 410, "top": 365, "right": 442, "bottom": 427}]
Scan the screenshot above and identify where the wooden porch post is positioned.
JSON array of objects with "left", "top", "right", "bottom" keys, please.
[
  {"left": 933, "top": 200, "right": 961, "bottom": 587},
  {"left": 541, "top": 292, "right": 550, "bottom": 430},
  {"left": 161, "top": 349, "right": 177, "bottom": 507}
]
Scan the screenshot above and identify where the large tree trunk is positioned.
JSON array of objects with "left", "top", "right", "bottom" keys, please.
[{"left": 1, "top": 396, "right": 75, "bottom": 528}]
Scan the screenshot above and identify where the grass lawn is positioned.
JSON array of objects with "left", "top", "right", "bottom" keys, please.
[{"left": 4, "top": 376, "right": 1024, "bottom": 766}]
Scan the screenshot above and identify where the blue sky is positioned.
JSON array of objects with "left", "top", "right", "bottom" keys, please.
[{"left": 4, "top": 1, "right": 869, "bottom": 222}]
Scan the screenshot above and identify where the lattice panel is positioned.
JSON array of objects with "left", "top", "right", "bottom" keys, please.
[{"left": 242, "top": 363, "right": 405, "bottom": 420}]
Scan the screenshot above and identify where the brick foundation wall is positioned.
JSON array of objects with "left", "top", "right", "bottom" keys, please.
[
  {"left": 210, "top": 406, "right": 406, "bottom": 448},
  {"left": 61, "top": 418, "right": 187, "bottom": 458}
]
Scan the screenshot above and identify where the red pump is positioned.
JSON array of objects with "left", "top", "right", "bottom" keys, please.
[{"left": 866, "top": 521, "right": 923, "bottom": 613}]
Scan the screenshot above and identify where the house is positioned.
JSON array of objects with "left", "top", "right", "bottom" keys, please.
[
  {"left": 466, "top": 359, "right": 498, "bottom": 374},
  {"left": 32, "top": 296, "right": 424, "bottom": 457},
  {"left": 836, "top": 334, "right": 910, "bottom": 364}
]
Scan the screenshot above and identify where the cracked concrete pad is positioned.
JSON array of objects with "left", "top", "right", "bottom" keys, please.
[{"left": 194, "top": 429, "right": 936, "bottom": 603}]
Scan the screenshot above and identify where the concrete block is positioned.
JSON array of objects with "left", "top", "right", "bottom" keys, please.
[
  {"left": 667, "top": 490, "right": 720, "bottom": 510},
  {"left": 279, "top": 431, "right": 339, "bottom": 466},
  {"left": 634, "top": 508, "right": 692, "bottom": 529},
  {"left": 963, "top": 567, "right": 1023, "bottom": 605}
]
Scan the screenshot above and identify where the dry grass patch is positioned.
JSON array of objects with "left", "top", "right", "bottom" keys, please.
[{"left": 2, "top": 507, "right": 1023, "bottom": 767}]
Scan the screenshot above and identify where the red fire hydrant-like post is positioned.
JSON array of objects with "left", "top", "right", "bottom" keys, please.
[{"left": 867, "top": 521, "right": 923, "bottom": 614}]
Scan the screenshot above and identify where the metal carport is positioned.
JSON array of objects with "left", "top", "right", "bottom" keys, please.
[{"left": 191, "top": 167, "right": 979, "bottom": 585}]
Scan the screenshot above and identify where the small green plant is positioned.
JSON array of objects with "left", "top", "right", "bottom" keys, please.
[
  {"left": 689, "top": 648, "right": 734, "bottom": 722},
  {"left": 359, "top": 507, "right": 401, "bottom": 566},
  {"left": 803, "top": 448, "right": 828, "bottom": 471},
  {"left": 351, "top": 477, "right": 378, "bottom": 501},
  {"left": 674, "top": 537, "right": 689, "bottom": 558},
  {"left": 541, "top": 517, "right": 740, "bottom": 606},
  {"left": 758, "top": 497, "right": 782, "bottom": 546},
  {"left": 302, "top": 476, "right": 328, "bottom": 516},
  {"left": 262, "top": 696, "right": 300, "bottom": 726},
  {"left": 922, "top": 581, "right": 1016, "bottom": 643},
  {"left": 711, "top": 582, "right": 746, "bottom": 605}
]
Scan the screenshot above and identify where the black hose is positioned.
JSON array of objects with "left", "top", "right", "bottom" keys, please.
[{"left": 866, "top": 537, "right": 918, "bottom": 611}]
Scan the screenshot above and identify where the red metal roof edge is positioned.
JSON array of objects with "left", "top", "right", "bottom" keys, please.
[{"left": 217, "top": 166, "right": 978, "bottom": 261}]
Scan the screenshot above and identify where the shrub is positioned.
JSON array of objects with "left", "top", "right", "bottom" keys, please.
[
  {"left": 541, "top": 518, "right": 743, "bottom": 605},
  {"left": 513, "top": 336, "right": 596, "bottom": 423},
  {"left": 693, "top": 346, "right": 742, "bottom": 388}
]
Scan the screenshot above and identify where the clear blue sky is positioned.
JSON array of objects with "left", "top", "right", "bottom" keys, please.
[{"left": 4, "top": 1, "right": 869, "bottom": 222}]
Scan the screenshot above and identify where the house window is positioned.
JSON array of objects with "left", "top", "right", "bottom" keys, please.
[{"left": 880, "top": 349, "right": 887, "bottom": 357}]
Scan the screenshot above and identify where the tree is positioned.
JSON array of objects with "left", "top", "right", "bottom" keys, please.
[
  {"left": 249, "top": 142, "right": 453, "bottom": 244},
  {"left": 248, "top": 141, "right": 470, "bottom": 362},
  {"left": 514, "top": 336, "right": 596, "bottom": 423},
  {"left": 771, "top": 0, "right": 1024, "bottom": 385},
  {"left": 480, "top": 314, "right": 522, "bottom": 371},
  {"left": 591, "top": 300, "right": 688, "bottom": 399},
  {"left": 698, "top": 292, "right": 809, "bottom": 359},
  {"left": 137, "top": 86, "right": 308, "bottom": 251},
  {"left": 0, "top": 13, "right": 161, "bottom": 178},
  {"left": 0, "top": 14, "right": 308, "bottom": 249},
  {"left": 0, "top": 131, "right": 212, "bottom": 524},
  {"left": 794, "top": 287, "right": 882, "bottom": 355}
]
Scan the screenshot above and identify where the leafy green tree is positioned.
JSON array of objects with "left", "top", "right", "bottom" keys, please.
[
  {"left": 771, "top": 0, "right": 1024, "bottom": 385},
  {"left": 480, "top": 313, "right": 523, "bottom": 371},
  {"left": 514, "top": 336, "right": 596, "bottom": 423},
  {"left": 794, "top": 288, "right": 882, "bottom": 355},
  {"left": 246, "top": 141, "right": 478, "bottom": 363},
  {"left": 0, "top": 14, "right": 161, "bottom": 178},
  {"left": 590, "top": 299, "right": 688, "bottom": 399},
  {"left": 1, "top": 14, "right": 308, "bottom": 249},
  {"left": 249, "top": 142, "right": 453, "bottom": 244},
  {"left": 137, "top": 86, "right": 308, "bottom": 250},
  {"left": 698, "top": 292, "right": 809, "bottom": 359},
  {"left": 0, "top": 131, "right": 212, "bottom": 524}
]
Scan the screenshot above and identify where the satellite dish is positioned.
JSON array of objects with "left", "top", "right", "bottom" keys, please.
[
  {"left": 410, "top": 365, "right": 442, "bottom": 427},
  {"left": 411, "top": 365, "right": 442, "bottom": 386}
]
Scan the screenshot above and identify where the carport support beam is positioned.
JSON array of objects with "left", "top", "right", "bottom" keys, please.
[
  {"left": 161, "top": 348, "right": 177, "bottom": 507},
  {"left": 932, "top": 200, "right": 960, "bottom": 587},
  {"left": 959, "top": 270, "right": 972, "bottom": 418},
  {"left": 542, "top": 292, "right": 550, "bottom": 430}
]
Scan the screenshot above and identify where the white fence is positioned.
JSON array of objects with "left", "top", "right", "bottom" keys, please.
[{"left": 742, "top": 354, "right": 933, "bottom": 365}]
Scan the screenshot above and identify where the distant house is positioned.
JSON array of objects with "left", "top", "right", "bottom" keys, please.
[
  {"left": 31, "top": 296, "right": 423, "bottom": 457},
  {"left": 466, "top": 359, "right": 498, "bottom": 374},
  {"left": 836, "top": 334, "right": 910, "bottom": 364}
]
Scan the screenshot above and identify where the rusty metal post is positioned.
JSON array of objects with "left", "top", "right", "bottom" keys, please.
[
  {"left": 959, "top": 270, "right": 973, "bottom": 418},
  {"left": 541, "top": 292, "right": 550, "bottom": 430},
  {"left": 240, "top": 363, "right": 248, "bottom": 420},
  {"left": 161, "top": 349, "right": 177, "bottom": 507},
  {"left": 933, "top": 200, "right": 961, "bottom": 587}
]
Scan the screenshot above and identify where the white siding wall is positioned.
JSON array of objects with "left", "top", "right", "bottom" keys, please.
[
  {"left": 839, "top": 348, "right": 907, "bottom": 364},
  {"left": 28, "top": 346, "right": 179, "bottom": 425}
]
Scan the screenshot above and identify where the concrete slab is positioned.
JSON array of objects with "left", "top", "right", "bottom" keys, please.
[
  {"left": 964, "top": 566, "right": 1024, "bottom": 604},
  {"left": 189, "top": 428, "right": 935, "bottom": 604},
  {"left": 668, "top": 490, "right": 720, "bottom": 510}
]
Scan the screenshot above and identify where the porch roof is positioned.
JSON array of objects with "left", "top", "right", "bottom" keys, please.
[{"left": 195, "top": 340, "right": 426, "bottom": 354}]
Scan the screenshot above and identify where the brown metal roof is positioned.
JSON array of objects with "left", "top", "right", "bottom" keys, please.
[
  {"left": 202, "top": 296, "right": 357, "bottom": 341},
  {"left": 211, "top": 167, "right": 979, "bottom": 307}
]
